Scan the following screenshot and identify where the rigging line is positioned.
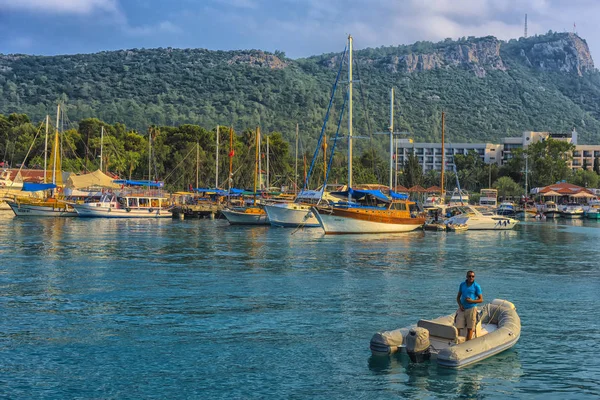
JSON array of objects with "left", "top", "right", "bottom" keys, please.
[
  {"left": 304, "top": 45, "right": 347, "bottom": 191},
  {"left": 161, "top": 144, "right": 197, "bottom": 183},
  {"left": 15, "top": 120, "right": 44, "bottom": 180},
  {"left": 353, "top": 55, "right": 374, "bottom": 137},
  {"left": 324, "top": 88, "right": 348, "bottom": 187}
]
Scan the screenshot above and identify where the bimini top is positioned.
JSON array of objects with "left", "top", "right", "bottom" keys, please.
[{"left": 331, "top": 188, "right": 390, "bottom": 203}]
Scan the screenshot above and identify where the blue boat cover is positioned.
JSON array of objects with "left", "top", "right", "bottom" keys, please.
[
  {"left": 113, "top": 179, "right": 164, "bottom": 188},
  {"left": 331, "top": 188, "right": 390, "bottom": 202},
  {"left": 22, "top": 183, "right": 57, "bottom": 192},
  {"left": 390, "top": 190, "right": 409, "bottom": 200},
  {"left": 193, "top": 188, "right": 227, "bottom": 195},
  {"left": 228, "top": 188, "right": 244, "bottom": 195}
]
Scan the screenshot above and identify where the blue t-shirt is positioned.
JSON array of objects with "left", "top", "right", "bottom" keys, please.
[{"left": 459, "top": 281, "right": 482, "bottom": 309}]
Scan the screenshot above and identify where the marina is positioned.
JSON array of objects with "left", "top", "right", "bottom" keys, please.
[{"left": 0, "top": 211, "right": 599, "bottom": 398}]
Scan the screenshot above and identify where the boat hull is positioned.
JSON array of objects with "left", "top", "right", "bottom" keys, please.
[
  {"left": 370, "top": 299, "right": 520, "bottom": 369},
  {"left": 312, "top": 207, "right": 424, "bottom": 234},
  {"left": 447, "top": 215, "right": 518, "bottom": 230},
  {"left": 7, "top": 201, "right": 78, "bottom": 217},
  {"left": 561, "top": 212, "right": 584, "bottom": 219},
  {"left": 585, "top": 211, "right": 600, "bottom": 219},
  {"left": 222, "top": 209, "right": 269, "bottom": 225},
  {"left": 73, "top": 204, "right": 172, "bottom": 218},
  {"left": 263, "top": 203, "right": 319, "bottom": 227}
]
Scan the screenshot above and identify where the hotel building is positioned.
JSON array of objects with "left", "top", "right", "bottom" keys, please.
[{"left": 395, "top": 129, "right": 600, "bottom": 172}]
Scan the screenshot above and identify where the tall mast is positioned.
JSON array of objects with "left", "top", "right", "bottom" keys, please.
[
  {"left": 295, "top": 123, "right": 299, "bottom": 195},
  {"left": 100, "top": 126, "right": 104, "bottom": 172},
  {"left": 441, "top": 111, "right": 445, "bottom": 198},
  {"left": 148, "top": 127, "right": 152, "bottom": 182},
  {"left": 347, "top": 34, "right": 353, "bottom": 192},
  {"left": 389, "top": 87, "right": 394, "bottom": 190},
  {"left": 196, "top": 141, "right": 199, "bottom": 190},
  {"left": 323, "top": 135, "right": 327, "bottom": 185},
  {"left": 266, "top": 135, "right": 270, "bottom": 190},
  {"left": 52, "top": 104, "right": 60, "bottom": 185},
  {"left": 215, "top": 125, "right": 219, "bottom": 188},
  {"left": 258, "top": 127, "right": 262, "bottom": 190},
  {"left": 254, "top": 127, "right": 260, "bottom": 205},
  {"left": 228, "top": 127, "right": 233, "bottom": 193},
  {"left": 43, "top": 115, "right": 49, "bottom": 183}
]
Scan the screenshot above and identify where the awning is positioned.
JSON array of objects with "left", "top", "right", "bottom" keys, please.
[
  {"left": 572, "top": 191, "right": 596, "bottom": 198},
  {"left": 542, "top": 190, "right": 562, "bottom": 196}
]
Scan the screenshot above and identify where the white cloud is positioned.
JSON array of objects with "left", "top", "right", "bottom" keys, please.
[{"left": 0, "top": 0, "right": 119, "bottom": 15}]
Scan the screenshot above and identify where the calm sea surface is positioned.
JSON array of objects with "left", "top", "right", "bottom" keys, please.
[{"left": 0, "top": 211, "right": 599, "bottom": 399}]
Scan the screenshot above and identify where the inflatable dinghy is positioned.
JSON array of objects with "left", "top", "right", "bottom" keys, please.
[{"left": 370, "top": 299, "right": 520, "bottom": 368}]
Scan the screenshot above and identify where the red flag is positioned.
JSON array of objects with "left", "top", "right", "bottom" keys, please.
[{"left": 229, "top": 150, "right": 235, "bottom": 158}]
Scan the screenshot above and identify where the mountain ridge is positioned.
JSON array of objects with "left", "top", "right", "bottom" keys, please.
[{"left": 1, "top": 31, "right": 599, "bottom": 147}]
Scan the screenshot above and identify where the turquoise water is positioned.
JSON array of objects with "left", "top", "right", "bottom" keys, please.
[{"left": 0, "top": 212, "right": 599, "bottom": 399}]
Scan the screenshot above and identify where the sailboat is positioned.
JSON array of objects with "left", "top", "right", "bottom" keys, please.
[
  {"left": 222, "top": 127, "right": 269, "bottom": 225},
  {"left": 7, "top": 106, "right": 78, "bottom": 217},
  {"left": 311, "top": 35, "right": 426, "bottom": 234},
  {"left": 264, "top": 128, "right": 339, "bottom": 228}
]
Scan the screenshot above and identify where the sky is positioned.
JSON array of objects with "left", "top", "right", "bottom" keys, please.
[{"left": 1, "top": 0, "right": 599, "bottom": 62}]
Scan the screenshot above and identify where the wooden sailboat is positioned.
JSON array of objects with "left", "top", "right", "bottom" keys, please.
[
  {"left": 7, "top": 105, "right": 78, "bottom": 217},
  {"left": 222, "top": 127, "right": 269, "bottom": 225},
  {"left": 312, "top": 35, "right": 425, "bottom": 234}
]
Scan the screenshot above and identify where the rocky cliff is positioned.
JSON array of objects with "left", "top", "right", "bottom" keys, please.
[{"left": 339, "top": 32, "right": 595, "bottom": 78}]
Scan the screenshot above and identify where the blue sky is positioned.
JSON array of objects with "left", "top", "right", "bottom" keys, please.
[{"left": 1, "top": 0, "right": 599, "bottom": 61}]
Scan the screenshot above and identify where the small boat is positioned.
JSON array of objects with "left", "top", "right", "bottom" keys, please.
[
  {"left": 370, "top": 299, "right": 521, "bottom": 368},
  {"left": 542, "top": 201, "right": 560, "bottom": 219},
  {"left": 221, "top": 206, "right": 269, "bottom": 225},
  {"left": 445, "top": 205, "right": 518, "bottom": 230},
  {"left": 561, "top": 203, "right": 584, "bottom": 219},
  {"left": 496, "top": 201, "right": 517, "bottom": 216},
  {"left": 478, "top": 188, "right": 498, "bottom": 209},
  {"left": 446, "top": 222, "right": 468, "bottom": 232},
  {"left": 73, "top": 191, "right": 172, "bottom": 218},
  {"left": 584, "top": 208, "right": 600, "bottom": 219},
  {"left": 423, "top": 222, "right": 446, "bottom": 231}
]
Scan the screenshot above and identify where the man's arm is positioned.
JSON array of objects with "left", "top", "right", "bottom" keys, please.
[
  {"left": 457, "top": 290, "right": 464, "bottom": 311},
  {"left": 466, "top": 285, "right": 483, "bottom": 304}
]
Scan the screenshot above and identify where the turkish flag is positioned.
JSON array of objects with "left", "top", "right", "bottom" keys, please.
[{"left": 229, "top": 150, "right": 235, "bottom": 158}]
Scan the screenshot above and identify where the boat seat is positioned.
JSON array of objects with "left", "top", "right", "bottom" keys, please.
[{"left": 417, "top": 319, "right": 465, "bottom": 344}]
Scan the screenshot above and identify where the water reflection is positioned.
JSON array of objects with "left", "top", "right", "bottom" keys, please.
[{"left": 367, "top": 349, "right": 522, "bottom": 398}]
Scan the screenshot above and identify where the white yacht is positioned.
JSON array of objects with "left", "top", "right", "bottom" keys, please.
[
  {"left": 445, "top": 205, "right": 518, "bottom": 230},
  {"left": 561, "top": 203, "right": 584, "bottom": 219}
]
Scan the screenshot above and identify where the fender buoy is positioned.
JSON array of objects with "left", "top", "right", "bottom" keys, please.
[
  {"left": 126, "top": 207, "right": 131, "bottom": 212},
  {"left": 148, "top": 208, "right": 154, "bottom": 213}
]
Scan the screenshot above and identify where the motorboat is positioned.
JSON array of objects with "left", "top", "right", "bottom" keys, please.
[
  {"left": 445, "top": 205, "right": 518, "bottom": 230},
  {"left": 370, "top": 299, "right": 521, "bottom": 368},
  {"left": 542, "top": 201, "right": 560, "bottom": 219},
  {"left": 561, "top": 203, "right": 584, "bottom": 219},
  {"left": 446, "top": 222, "right": 468, "bottom": 232},
  {"left": 222, "top": 206, "right": 269, "bottom": 225},
  {"left": 584, "top": 207, "right": 600, "bottom": 219},
  {"left": 73, "top": 192, "right": 172, "bottom": 218},
  {"left": 496, "top": 201, "right": 516, "bottom": 217}
]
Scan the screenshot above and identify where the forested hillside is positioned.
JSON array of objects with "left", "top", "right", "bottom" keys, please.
[{"left": 1, "top": 31, "right": 600, "bottom": 149}]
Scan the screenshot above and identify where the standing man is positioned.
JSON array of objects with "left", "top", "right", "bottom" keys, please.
[{"left": 456, "top": 270, "right": 483, "bottom": 341}]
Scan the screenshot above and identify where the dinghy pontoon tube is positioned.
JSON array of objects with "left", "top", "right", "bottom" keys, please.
[{"left": 370, "top": 299, "right": 521, "bottom": 368}]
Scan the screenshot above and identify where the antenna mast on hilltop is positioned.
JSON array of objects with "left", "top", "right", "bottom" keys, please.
[{"left": 524, "top": 14, "right": 528, "bottom": 38}]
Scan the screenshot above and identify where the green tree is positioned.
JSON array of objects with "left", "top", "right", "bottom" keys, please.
[
  {"left": 402, "top": 151, "right": 423, "bottom": 188},
  {"left": 493, "top": 176, "right": 523, "bottom": 198}
]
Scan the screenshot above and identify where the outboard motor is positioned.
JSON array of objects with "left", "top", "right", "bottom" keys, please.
[{"left": 405, "top": 327, "right": 431, "bottom": 363}]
